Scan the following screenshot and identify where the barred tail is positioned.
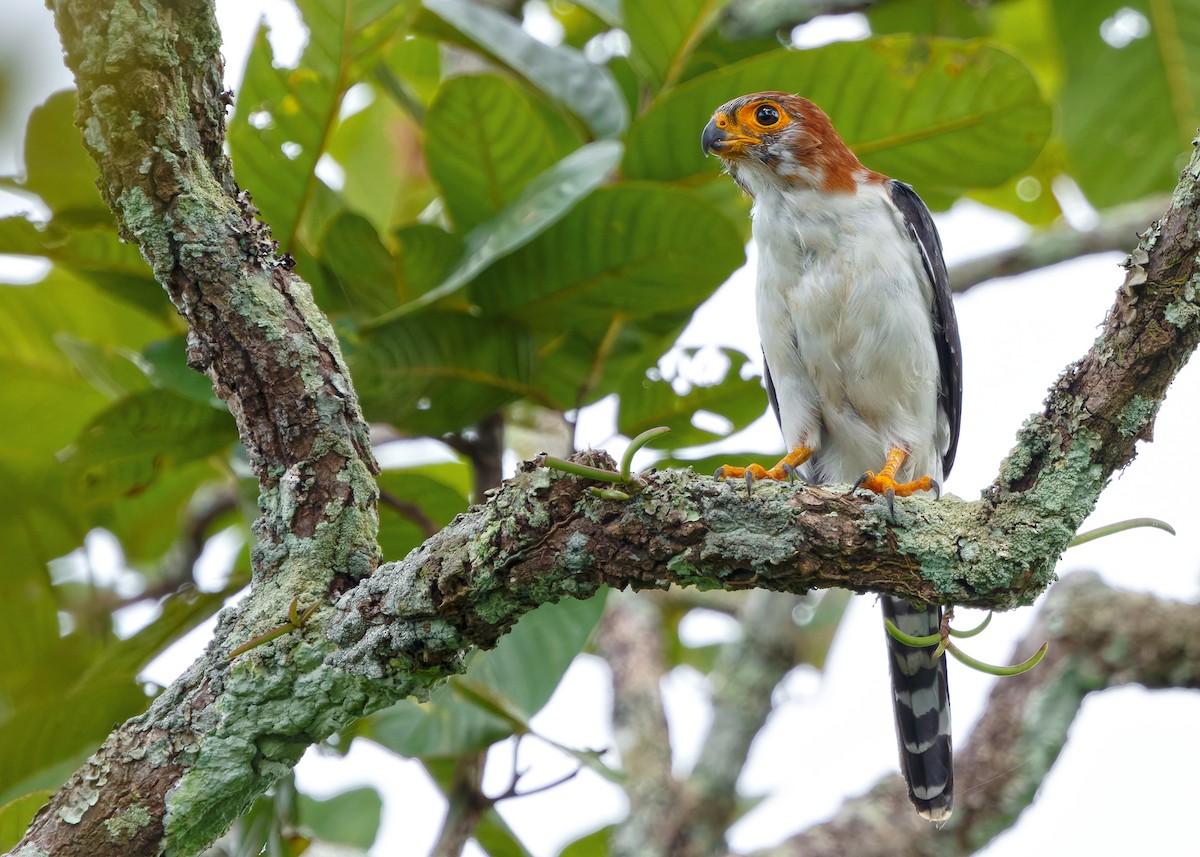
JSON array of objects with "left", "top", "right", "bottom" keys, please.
[{"left": 882, "top": 597, "right": 953, "bottom": 821}]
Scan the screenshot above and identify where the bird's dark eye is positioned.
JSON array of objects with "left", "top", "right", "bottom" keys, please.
[{"left": 755, "top": 104, "right": 780, "bottom": 126}]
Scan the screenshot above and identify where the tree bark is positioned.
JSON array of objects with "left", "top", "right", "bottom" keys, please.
[{"left": 14, "top": 0, "right": 1200, "bottom": 854}]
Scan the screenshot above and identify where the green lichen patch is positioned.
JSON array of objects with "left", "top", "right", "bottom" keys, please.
[
  {"left": 1164, "top": 297, "right": 1200, "bottom": 329},
  {"left": 1116, "top": 394, "right": 1159, "bottom": 437},
  {"left": 103, "top": 804, "right": 152, "bottom": 846}
]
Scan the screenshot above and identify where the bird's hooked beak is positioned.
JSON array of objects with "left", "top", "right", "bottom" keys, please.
[
  {"left": 702, "top": 115, "right": 758, "bottom": 159},
  {"left": 701, "top": 117, "right": 729, "bottom": 156}
]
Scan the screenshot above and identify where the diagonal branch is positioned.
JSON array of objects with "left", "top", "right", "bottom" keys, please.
[
  {"left": 948, "top": 196, "right": 1170, "bottom": 293},
  {"left": 17, "top": 0, "right": 1200, "bottom": 853}
]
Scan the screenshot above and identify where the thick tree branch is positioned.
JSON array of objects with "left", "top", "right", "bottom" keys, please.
[
  {"left": 19, "top": 0, "right": 1200, "bottom": 851},
  {"left": 763, "top": 572, "right": 1200, "bottom": 856}
]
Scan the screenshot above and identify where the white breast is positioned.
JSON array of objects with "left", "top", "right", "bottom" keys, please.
[{"left": 751, "top": 181, "right": 944, "bottom": 484}]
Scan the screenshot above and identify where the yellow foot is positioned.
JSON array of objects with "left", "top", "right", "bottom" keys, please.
[
  {"left": 854, "top": 447, "right": 939, "bottom": 513},
  {"left": 716, "top": 446, "right": 812, "bottom": 495}
]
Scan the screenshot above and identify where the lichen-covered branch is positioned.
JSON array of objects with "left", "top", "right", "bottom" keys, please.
[
  {"left": 18, "top": 0, "right": 1200, "bottom": 851},
  {"left": 762, "top": 573, "right": 1200, "bottom": 857}
]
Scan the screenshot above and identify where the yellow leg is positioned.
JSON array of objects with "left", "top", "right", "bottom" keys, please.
[
  {"left": 715, "top": 445, "right": 812, "bottom": 485},
  {"left": 854, "top": 446, "right": 938, "bottom": 507}
]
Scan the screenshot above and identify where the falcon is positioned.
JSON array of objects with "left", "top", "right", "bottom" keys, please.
[{"left": 701, "top": 92, "right": 962, "bottom": 821}]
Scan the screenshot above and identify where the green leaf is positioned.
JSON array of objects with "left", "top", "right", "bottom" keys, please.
[
  {"left": 63, "top": 388, "right": 235, "bottom": 504},
  {"left": 535, "top": 314, "right": 692, "bottom": 410},
  {"left": 0, "top": 216, "right": 166, "bottom": 317},
  {"left": 367, "top": 593, "right": 608, "bottom": 757},
  {"left": 353, "top": 311, "right": 539, "bottom": 435},
  {"left": 425, "top": 75, "right": 563, "bottom": 232},
  {"left": 367, "top": 140, "right": 623, "bottom": 323},
  {"left": 321, "top": 213, "right": 399, "bottom": 317},
  {"left": 324, "top": 86, "right": 436, "bottom": 236},
  {"left": 0, "top": 791, "right": 54, "bottom": 852},
  {"left": 468, "top": 184, "right": 745, "bottom": 327},
  {"left": 140, "top": 336, "right": 221, "bottom": 405},
  {"left": 0, "top": 677, "right": 148, "bottom": 798},
  {"left": 1053, "top": 0, "right": 1199, "bottom": 208},
  {"left": 376, "top": 466, "right": 470, "bottom": 559},
  {"left": 624, "top": 37, "right": 1052, "bottom": 195},
  {"left": 54, "top": 333, "right": 151, "bottom": 401},
  {"left": 419, "top": 0, "right": 629, "bottom": 138},
  {"left": 84, "top": 584, "right": 241, "bottom": 685},
  {"left": 656, "top": 449, "right": 783, "bottom": 477},
  {"left": 473, "top": 809, "right": 535, "bottom": 857},
  {"left": 0, "top": 272, "right": 171, "bottom": 696},
  {"left": 624, "top": 0, "right": 733, "bottom": 91},
  {"left": 617, "top": 349, "right": 766, "bottom": 449},
  {"left": 573, "top": 0, "right": 621, "bottom": 27},
  {"left": 296, "top": 787, "right": 382, "bottom": 850},
  {"left": 228, "top": 0, "right": 408, "bottom": 250},
  {"left": 392, "top": 224, "right": 462, "bottom": 303},
  {"left": 868, "top": 0, "right": 992, "bottom": 38},
  {"left": 558, "top": 825, "right": 613, "bottom": 857},
  {"left": 17, "top": 91, "right": 109, "bottom": 219}
]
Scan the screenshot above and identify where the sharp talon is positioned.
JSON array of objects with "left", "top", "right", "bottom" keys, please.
[
  {"left": 930, "top": 479, "right": 941, "bottom": 500},
  {"left": 885, "top": 487, "right": 895, "bottom": 516},
  {"left": 744, "top": 469, "right": 754, "bottom": 498},
  {"left": 853, "top": 472, "right": 870, "bottom": 492},
  {"left": 714, "top": 466, "right": 728, "bottom": 480},
  {"left": 782, "top": 462, "right": 797, "bottom": 483}
]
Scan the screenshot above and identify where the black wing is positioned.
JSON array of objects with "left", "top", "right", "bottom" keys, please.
[
  {"left": 763, "top": 353, "right": 781, "bottom": 429},
  {"left": 887, "top": 180, "right": 962, "bottom": 478}
]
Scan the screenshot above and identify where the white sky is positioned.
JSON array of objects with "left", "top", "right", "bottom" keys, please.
[{"left": 3, "top": 2, "right": 1198, "bottom": 855}]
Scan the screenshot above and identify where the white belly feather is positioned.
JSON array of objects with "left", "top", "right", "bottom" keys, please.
[{"left": 752, "top": 182, "right": 943, "bottom": 485}]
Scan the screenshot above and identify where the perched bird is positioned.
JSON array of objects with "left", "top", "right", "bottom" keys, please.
[{"left": 701, "top": 92, "right": 962, "bottom": 821}]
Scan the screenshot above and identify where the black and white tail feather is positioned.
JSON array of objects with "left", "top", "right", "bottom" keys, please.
[{"left": 882, "top": 598, "right": 953, "bottom": 821}]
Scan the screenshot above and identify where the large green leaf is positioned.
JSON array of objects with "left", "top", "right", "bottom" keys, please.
[
  {"left": 425, "top": 75, "right": 563, "bottom": 232},
  {"left": 624, "top": 37, "right": 1052, "bottom": 195},
  {"left": 468, "top": 183, "right": 745, "bottom": 327},
  {"left": 367, "top": 140, "right": 623, "bottom": 323},
  {"left": 617, "top": 349, "right": 766, "bottom": 449},
  {"left": 535, "top": 313, "right": 694, "bottom": 411},
  {"left": 366, "top": 592, "right": 607, "bottom": 758},
  {"left": 324, "top": 81, "right": 436, "bottom": 235},
  {"left": 418, "top": 0, "right": 629, "bottom": 138},
  {"left": 296, "top": 787, "right": 382, "bottom": 850},
  {"left": 63, "top": 389, "right": 235, "bottom": 505},
  {"left": 376, "top": 465, "right": 470, "bottom": 560},
  {"left": 0, "top": 272, "right": 170, "bottom": 697},
  {"left": 0, "top": 217, "right": 166, "bottom": 317},
  {"left": 0, "top": 791, "right": 54, "bottom": 852},
  {"left": 353, "top": 311, "right": 539, "bottom": 434},
  {"left": 320, "top": 213, "right": 399, "bottom": 317},
  {"left": 868, "top": 0, "right": 992, "bottom": 38},
  {"left": 624, "top": 0, "right": 733, "bottom": 91},
  {"left": 0, "top": 678, "right": 147, "bottom": 798},
  {"left": 472, "top": 809, "right": 535, "bottom": 857},
  {"left": 1053, "top": 0, "right": 1199, "bottom": 208},
  {"left": 7, "top": 91, "right": 108, "bottom": 220},
  {"left": 228, "top": 0, "right": 409, "bottom": 250}
]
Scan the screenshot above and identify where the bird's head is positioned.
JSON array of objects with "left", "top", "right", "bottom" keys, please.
[{"left": 701, "top": 92, "right": 868, "bottom": 195}]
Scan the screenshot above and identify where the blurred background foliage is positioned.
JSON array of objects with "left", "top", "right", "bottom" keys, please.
[{"left": 0, "top": 0, "right": 1192, "bottom": 853}]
